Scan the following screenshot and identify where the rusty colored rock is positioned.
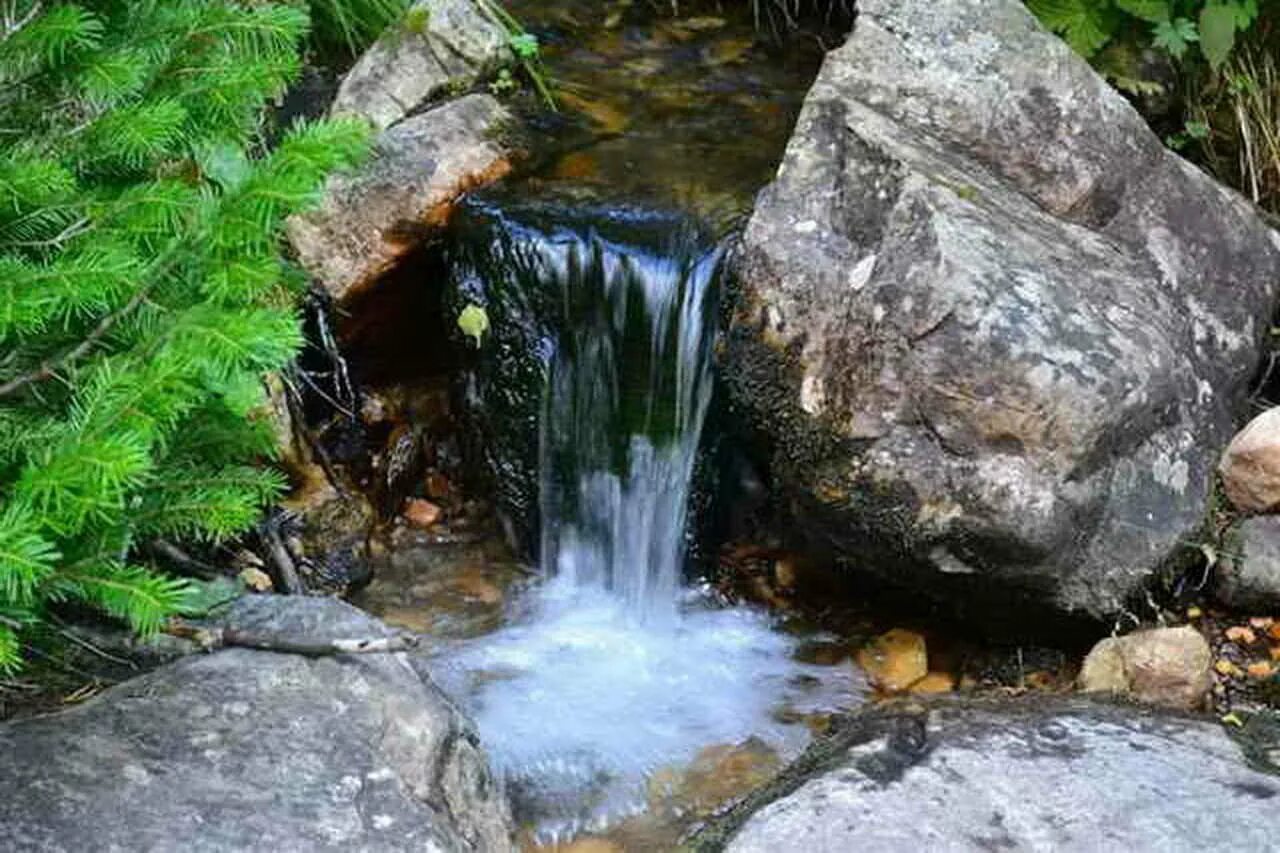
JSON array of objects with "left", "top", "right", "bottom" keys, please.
[
  {"left": 404, "top": 498, "right": 443, "bottom": 530},
  {"left": 1220, "top": 407, "right": 1280, "bottom": 513},
  {"left": 1079, "top": 626, "right": 1212, "bottom": 710},
  {"left": 856, "top": 629, "right": 929, "bottom": 693}
]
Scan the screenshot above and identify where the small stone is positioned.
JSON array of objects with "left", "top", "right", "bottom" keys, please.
[
  {"left": 1079, "top": 626, "right": 1212, "bottom": 710},
  {"left": 1246, "top": 661, "right": 1275, "bottom": 680},
  {"left": 1220, "top": 407, "right": 1280, "bottom": 513},
  {"left": 1226, "top": 626, "right": 1259, "bottom": 645},
  {"left": 856, "top": 629, "right": 929, "bottom": 693},
  {"left": 1250, "top": 617, "right": 1274, "bottom": 629},
  {"left": 238, "top": 567, "right": 273, "bottom": 592},
  {"left": 403, "top": 498, "right": 442, "bottom": 530},
  {"left": 1218, "top": 516, "right": 1280, "bottom": 611},
  {"left": 909, "top": 672, "right": 956, "bottom": 695}
]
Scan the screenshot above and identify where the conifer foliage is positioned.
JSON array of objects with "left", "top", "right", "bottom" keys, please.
[{"left": 0, "top": 0, "right": 370, "bottom": 669}]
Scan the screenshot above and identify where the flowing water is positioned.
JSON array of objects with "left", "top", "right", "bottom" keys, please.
[{"left": 433, "top": 204, "right": 860, "bottom": 842}]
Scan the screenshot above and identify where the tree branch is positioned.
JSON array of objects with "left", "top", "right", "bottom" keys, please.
[
  {"left": 166, "top": 622, "right": 420, "bottom": 656},
  {"left": 0, "top": 280, "right": 154, "bottom": 398}
]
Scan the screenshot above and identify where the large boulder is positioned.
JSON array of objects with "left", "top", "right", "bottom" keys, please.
[
  {"left": 330, "top": 0, "right": 509, "bottom": 132},
  {"left": 0, "top": 597, "right": 515, "bottom": 852},
  {"left": 725, "top": 0, "right": 1280, "bottom": 619},
  {"left": 289, "top": 94, "right": 514, "bottom": 304},
  {"left": 693, "top": 697, "right": 1280, "bottom": 852}
]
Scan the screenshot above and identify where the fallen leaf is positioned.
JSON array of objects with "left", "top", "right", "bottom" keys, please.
[
  {"left": 1247, "top": 661, "right": 1275, "bottom": 679},
  {"left": 1226, "top": 626, "right": 1258, "bottom": 645},
  {"left": 1215, "top": 659, "right": 1244, "bottom": 678}
]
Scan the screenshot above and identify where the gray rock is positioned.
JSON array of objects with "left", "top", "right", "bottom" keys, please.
[
  {"left": 331, "top": 0, "right": 509, "bottom": 131},
  {"left": 288, "top": 94, "right": 514, "bottom": 304},
  {"left": 695, "top": 697, "right": 1280, "bottom": 852},
  {"left": 0, "top": 596, "right": 515, "bottom": 853},
  {"left": 725, "top": 0, "right": 1280, "bottom": 618},
  {"left": 1220, "top": 515, "right": 1280, "bottom": 610}
]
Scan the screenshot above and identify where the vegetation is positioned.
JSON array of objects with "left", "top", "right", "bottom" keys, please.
[
  {"left": 1027, "top": 1, "right": 1280, "bottom": 216},
  {"left": 0, "top": 0, "right": 371, "bottom": 671},
  {"left": 306, "top": 0, "right": 410, "bottom": 55}
]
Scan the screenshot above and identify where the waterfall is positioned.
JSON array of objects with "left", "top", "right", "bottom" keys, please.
[
  {"left": 438, "top": 197, "right": 857, "bottom": 839},
  {"left": 534, "top": 223, "right": 721, "bottom": 620}
]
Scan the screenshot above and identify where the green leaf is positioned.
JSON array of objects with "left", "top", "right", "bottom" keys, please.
[
  {"left": 1116, "top": 0, "right": 1172, "bottom": 23},
  {"left": 1153, "top": 17, "right": 1199, "bottom": 58},
  {"left": 457, "top": 303, "right": 490, "bottom": 348},
  {"left": 1199, "top": 4, "right": 1238, "bottom": 70},
  {"left": 1026, "top": 0, "right": 1118, "bottom": 56}
]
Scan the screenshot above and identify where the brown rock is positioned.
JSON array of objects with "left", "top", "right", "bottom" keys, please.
[
  {"left": 287, "top": 95, "right": 513, "bottom": 305},
  {"left": 649, "top": 738, "right": 781, "bottom": 818},
  {"left": 909, "top": 671, "right": 957, "bottom": 695},
  {"left": 1220, "top": 407, "right": 1280, "bottom": 513},
  {"left": 1079, "top": 626, "right": 1212, "bottom": 710},
  {"left": 404, "top": 498, "right": 443, "bottom": 529},
  {"left": 856, "top": 629, "right": 929, "bottom": 693}
]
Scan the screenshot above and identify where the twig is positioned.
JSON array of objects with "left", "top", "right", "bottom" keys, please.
[
  {"left": 1, "top": 2, "right": 42, "bottom": 44},
  {"left": 165, "top": 622, "right": 420, "bottom": 657},
  {"left": 0, "top": 281, "right": 154, "bottom": 398},
  {"left": 260, "top": 513, "right": 304, "bottom": 595},
  {"left": 147, "top": 539, "right": 220, "bottom": 580}
]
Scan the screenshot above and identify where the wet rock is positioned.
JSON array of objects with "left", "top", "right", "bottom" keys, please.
[
  {"left": 856, "top": 629, "right": 928, "bottom": 693},
  {"left": 1221, "top": 407, "right": 1280, "bottom": 513},
  {"left": 289, "top": 94, "right": 514, "bottom": 305},
  {"left": 693, "top": 696, "right": 1280, "bottom": 852},
  {"left": 724, "top": 0, "right": 1280, "bottom": 621},
  {"left": 0, "top": 597, "right": 515, "bottom": 852},
  {"left": 1079, "top": 626, "right": 1212, "bottom": 710},
  {"left": 330, "top": 0, "right": 509, "bottom": 131},
  {"left": 650, "top": 738, "right": 782, "bottom": 818}
]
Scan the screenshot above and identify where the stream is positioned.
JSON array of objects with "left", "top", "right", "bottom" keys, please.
[{"left": 362, "top": 3, "right": 866, "bottom": 847}]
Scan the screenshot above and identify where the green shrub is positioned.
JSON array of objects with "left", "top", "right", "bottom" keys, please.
[
  {"left": 1027, "top": 0, "right": 1259, "bottom": 69},
  {"left": 0, "top": 1, "right": 370, "bottom": 670}
]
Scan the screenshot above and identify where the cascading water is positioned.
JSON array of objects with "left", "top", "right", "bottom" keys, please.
[{"left": 435, "top": 198, "right": 857, "bottom": 839}]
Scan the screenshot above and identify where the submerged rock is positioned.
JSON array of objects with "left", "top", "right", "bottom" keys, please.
[
  {"left": 289, "top": 94, "right": 514, "bottom": 304},
  {"left": 1219, "top": 516, "right": 1280, "bottom": 610},
  {"left": 0, "top": 597, "right": 515, "bottom": 852},
  {"left": 330, "top": 0, "right": 509, "bottom": 131},
  {"left": 1078, "top": 625, "right": 1213, "bottom": 710},
  {"left": 724, "top": 0, "right": 1280, "bottom": 621},
  {"left": 1220, "top": 407, "right": 1280, "bottom": 513},
  {"left": 692, "top": 696, "right": 1280, "bottom": 852}
]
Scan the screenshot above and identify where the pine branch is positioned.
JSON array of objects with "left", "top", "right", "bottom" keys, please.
[{"left": 0, "top": 276, "right": 154, "bottom": 398}]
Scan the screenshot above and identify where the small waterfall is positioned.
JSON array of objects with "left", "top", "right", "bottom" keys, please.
[
  {"left": 533, "top": 222, "right": 721, "bottom": 619},
  {"left": 439, "top": 197, "right": 857, "bottom": 839}
]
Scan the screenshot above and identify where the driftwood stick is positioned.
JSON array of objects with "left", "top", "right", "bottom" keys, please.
[
  {"left": 260, "top": 515, "right": 304, "bottom": 595},
  {"left": 166, "top": 622, "right": 419, "bottom": 656}
]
